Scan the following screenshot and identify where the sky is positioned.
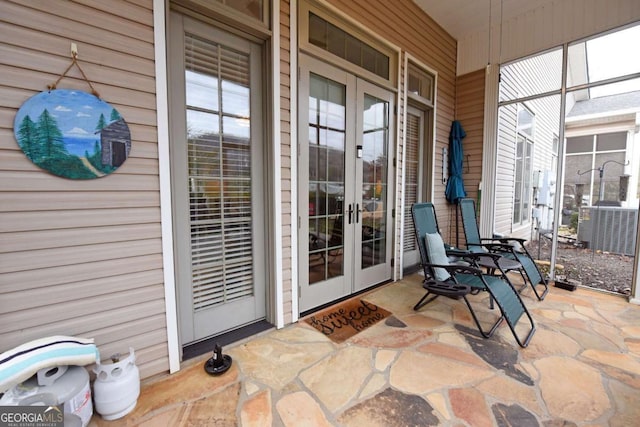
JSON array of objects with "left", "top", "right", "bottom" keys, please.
[
  {"left": 14, "top": 89, "right": 125, "bottom": 156},
  {"left": 587, "top": 24, "right": 640, "bottom": 98}
]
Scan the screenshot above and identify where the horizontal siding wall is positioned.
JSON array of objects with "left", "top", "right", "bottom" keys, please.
[
  {"left": 495, "top": 101, "right": 518, "bottom": 235},
  {"left": 454, "top": 69, "right": 485, "bottom": 246},
  {"left": 0, "top": 0, "right": 168, "bottom": 379},
  {"left": 495, "top": 52, "right": 562, "bottom": 238},
  {"left": 326, "top": 0, "right": 458, "bottom": 239},
  {"left": 458, "top": 0, "right": 640, "bottom": 75}
]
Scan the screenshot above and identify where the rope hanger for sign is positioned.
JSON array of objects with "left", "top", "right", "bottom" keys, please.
[{"left": 47, "top": 52, "right": 100, "bottom": 98}]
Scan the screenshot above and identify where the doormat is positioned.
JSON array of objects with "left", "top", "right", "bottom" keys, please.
[{"left": 304, "top": 299, "right": 391, "bottom": 343}]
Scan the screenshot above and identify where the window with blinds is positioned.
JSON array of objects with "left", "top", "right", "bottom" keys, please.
[
  {"left": 185, "top": 33, "right": 255, "bottom": 311},
  {"left": 404, "top": 112, "right": 420, "bottom": 252}
]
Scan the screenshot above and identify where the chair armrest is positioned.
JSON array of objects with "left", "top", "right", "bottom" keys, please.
[
  {"left": 446, "top": 248, "right": 471, "bottom": 257},
  {"left": 461, "top": 252, "right": 505, "bottom": 267},
  {"left": 422, "top": 262, "right": 482, "bottom": 276},
  {"left": 494, "top": 237, "right": 527, "bottom": 245},
  {"left": 467, "top": 241, "right": 516, "bottom": 253}
]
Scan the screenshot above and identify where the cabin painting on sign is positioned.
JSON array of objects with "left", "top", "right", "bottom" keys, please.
[{"left": 14, "top": 89, "right": 131, "bottom": 180}]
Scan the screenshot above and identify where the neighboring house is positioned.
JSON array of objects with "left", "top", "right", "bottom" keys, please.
[
  {"left": 564, "top": 90, "right": 640, "bottom": 210},
  {"left": 1, "top": 0, "right": 639, "bottom": 382}
]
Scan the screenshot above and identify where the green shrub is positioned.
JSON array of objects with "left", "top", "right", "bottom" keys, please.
[{"left": 570, "top": 212, "right": 579, "bottom": 231}]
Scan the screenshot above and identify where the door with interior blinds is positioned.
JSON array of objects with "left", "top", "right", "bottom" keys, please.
[
  {"left": 169, "top": 13, "right": 266, "bottom": 345},
  {"left": 403, "top": 107, "right": 425, "bottom": 268}
]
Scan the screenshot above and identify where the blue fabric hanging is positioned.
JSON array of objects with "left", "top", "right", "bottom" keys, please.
[{"left": 445, "top": 120, "right": 467, "bottom": 204}]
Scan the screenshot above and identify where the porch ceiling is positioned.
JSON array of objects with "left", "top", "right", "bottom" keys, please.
[{"left": 413, "top": 0, "right": 553, "bottom": 41}]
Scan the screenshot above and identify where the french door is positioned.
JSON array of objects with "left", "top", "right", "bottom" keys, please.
[
  {"left": 298, "top": 55, "right": 394, "bottom": 312},
  {"left": 169, "top": 13, "right": 266, "bottom": 345}
]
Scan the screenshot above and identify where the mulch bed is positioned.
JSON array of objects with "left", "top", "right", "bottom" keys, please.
[{"left": 525, "top": 236, "right": 633, "bottom": 295}]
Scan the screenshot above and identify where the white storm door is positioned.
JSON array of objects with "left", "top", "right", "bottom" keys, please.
[
  {"left": 354, "top": 79, "right": 395, "bottom": 291},
  {"left": 298, "top": 56, "right": 356, "bottom": 312},
  {"left": 298, "top": 55, "right": 394, "bottom": 312}
]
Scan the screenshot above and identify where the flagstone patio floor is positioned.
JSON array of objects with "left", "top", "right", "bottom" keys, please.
[{"left": 90, "top": 274, "right": 640, "bottom": 426}]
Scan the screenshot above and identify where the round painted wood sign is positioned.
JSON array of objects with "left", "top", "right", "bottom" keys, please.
[{"left": 14, "top": 89, "right": 131, "bottom": 179}]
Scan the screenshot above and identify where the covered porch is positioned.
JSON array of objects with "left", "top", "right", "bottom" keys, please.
[{"left": 92, "top": 276, "right": 640, "bottom": 426}]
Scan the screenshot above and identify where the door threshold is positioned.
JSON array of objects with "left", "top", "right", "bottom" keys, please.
[
  {"left": 300, "top": 279, "right": 392, "bottom": 318},
  {"left": 182, "top": 320, "right": 274, "bottom": 361}
]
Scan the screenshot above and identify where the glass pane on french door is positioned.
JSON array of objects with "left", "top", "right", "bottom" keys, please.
[
  {"left": 308, "top": 73, "right": 346, "bottom": 285},
  {"left": 361, "top": 94, "right": 389, "bottom": 268}
]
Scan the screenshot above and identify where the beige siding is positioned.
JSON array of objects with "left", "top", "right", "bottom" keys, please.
[
  {"left": 496, "top": 52, "right": 562, "bottom": 238},
  {"left": 280, "top": 0, "right": 293, "bottom": 323},
  {"left": 496, "top": 102, "right": 518, "bottom": 234},
  {"left": 455, "top": 69, "right": 485, "bottom": 247},
  {"left": 0, "top": 0, "right": 168, "bottom": 380},
  {"left": 326, "top": 0, "right": 458, "bottom": 242}
]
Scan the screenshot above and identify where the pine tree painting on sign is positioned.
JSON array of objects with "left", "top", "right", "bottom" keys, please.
[{"left": 14, "top": 89, "right": 131, "bottom": 179}]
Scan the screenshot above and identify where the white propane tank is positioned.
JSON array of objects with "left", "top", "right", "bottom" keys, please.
[
  {"left": 93, "top": 347, "right": 140, "bottom": 421},
  {"left": 0, "top": 365, "right": 93, "bottom": 427}
]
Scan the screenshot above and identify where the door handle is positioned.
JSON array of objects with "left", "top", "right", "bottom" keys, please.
[
  {"left": 347, "top": 203, "right": 353, "bottom": 224},
  {"left": 356, "top": 203, "right": 360, "bottom": 223}
]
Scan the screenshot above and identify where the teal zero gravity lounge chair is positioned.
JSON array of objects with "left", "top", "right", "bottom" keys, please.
[
  {"left": 459, "top": 198, "right": 549, "bottom": 301},
  {"left": 411, "top": 202, "right": 536, "bottom": 347}
]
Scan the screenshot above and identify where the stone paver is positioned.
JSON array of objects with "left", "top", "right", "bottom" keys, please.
[
  {"left": 183, "top": 383, "right": 240, "bottom": 426},
  {"left": 449, "top": 387, "right": 493, "bottom": 427},
  {"left": 351, "top": 328, "right": 433, "bottom": 348},
  {"left": 426, "top": 392, "right": 450, "bottom": 420},
  {"left": 492, "top": 402, "right": 538, "bottom": 427},
  {"left": 135, "top": 406, "right": 186, "bottom": 427},
  {"left": 554, "top": 323, "right": 621, "bottom": 352},
  {"left": 476, "top": 375, "right": 542, "bottom": 416},
  {"left": 338, "top": 388, "right": 439, "bottom": 427},
  {"left": 608, "top": 379, "right": 640, "bottom": 427},
  {"left": 536, "top": 356, "right": 609, "bottom": 422},
  {"left": 416, "top": 341, "right": 487, "bottom": 367},
  {"left": 625, "top": 337, "right": 640, "bottom": 355},
  {"left": 374, "top": 349, "right": 396, "bottom": 370},
  {"left": 458, "top": 325, "right": 534, "bottom": 385},
  {"left": 582, "top": 349, "right": 640, "bottom": 375},
  {"left": 275, "top": 391, "right": 332, "bottom": 427},
  {"left": 401, "top": 313, "right": 446, "bottom": 329},
  {"left": 521, "top": 327, "right": 581, "bottom": 358},
  {"left": 359, "top": 372, "right": 386, "bottom": 398},
  {"left": 228, "top": 337, "right": 333, "bottom": 389},
  {"left": 390, "top": 351, "right": 494, "bottom": 394},
  {"left": 240, "top": 389, "right": 272, "bottom": 427},
  {"left": 299, "top": 346, "right": 372, "bottom": 412}
]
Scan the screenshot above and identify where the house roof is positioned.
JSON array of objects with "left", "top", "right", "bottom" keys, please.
[{"left": 567, "top": 90, "right": 640, "bottom": 117}]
